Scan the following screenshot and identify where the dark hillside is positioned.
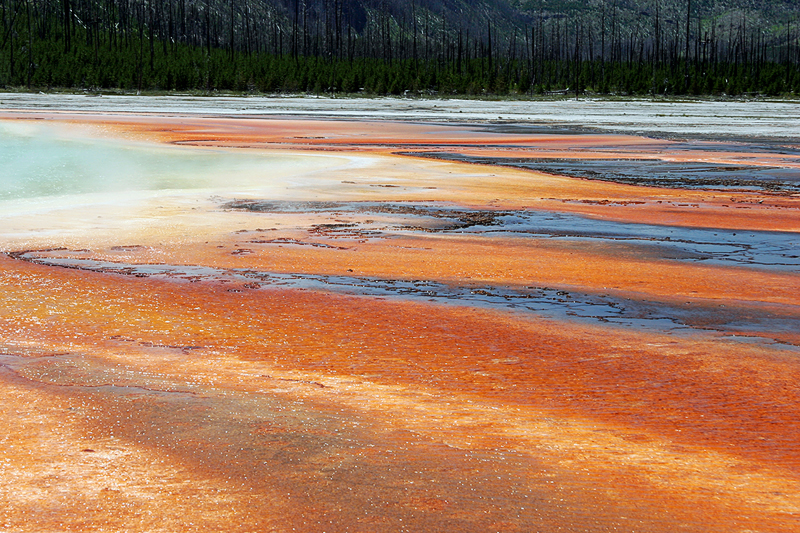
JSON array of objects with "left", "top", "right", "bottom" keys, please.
[{"left": 1, "top": 0, "right": 798, "bottom": 95}]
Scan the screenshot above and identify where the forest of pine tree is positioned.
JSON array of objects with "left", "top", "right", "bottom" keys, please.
[{"left": 2, "top": 0, "right": 799, "bottom": 96}]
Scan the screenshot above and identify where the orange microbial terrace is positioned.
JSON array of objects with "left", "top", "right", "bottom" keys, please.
[{"left": 0, "top": 103, "right": 799, "bottom": 533}]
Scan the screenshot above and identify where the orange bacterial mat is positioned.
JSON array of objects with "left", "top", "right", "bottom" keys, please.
[{"left": 0, "top": 110, "right": 798, "bottom": 532}]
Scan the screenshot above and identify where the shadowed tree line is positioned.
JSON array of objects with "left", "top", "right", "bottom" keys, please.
[{"left": 1, "top": 0, "right": 799, "bottom": 95}]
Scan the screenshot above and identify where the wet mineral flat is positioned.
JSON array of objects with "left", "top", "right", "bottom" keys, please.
[{"left": 0, "top": 97, "right": 799, "bottom": 532}]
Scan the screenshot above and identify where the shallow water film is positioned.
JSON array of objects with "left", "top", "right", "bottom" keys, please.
[{"left": 1, "top": 98, "right": 799, "bottom": 533}]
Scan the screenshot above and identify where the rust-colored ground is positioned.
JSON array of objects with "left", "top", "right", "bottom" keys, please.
[{"left": 1, "top": 111, "right": 799, "bottom": 532}]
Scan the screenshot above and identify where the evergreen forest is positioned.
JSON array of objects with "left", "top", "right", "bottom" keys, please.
[{"left": 2, "top": 0, "right": 800, "bottom": 96}]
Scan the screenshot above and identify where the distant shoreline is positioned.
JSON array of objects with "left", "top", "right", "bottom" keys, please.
[{"left": 2, "top": 92, "right": 799, "bottom": 142}]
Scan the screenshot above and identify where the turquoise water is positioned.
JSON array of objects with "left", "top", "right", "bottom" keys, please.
[{"left": 0, "top": 121, "right": 309, "bottom": 201}]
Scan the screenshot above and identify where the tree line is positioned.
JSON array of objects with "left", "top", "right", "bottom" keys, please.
[{"left": 2, "top": 0, "right": 799, "bottom": 96}]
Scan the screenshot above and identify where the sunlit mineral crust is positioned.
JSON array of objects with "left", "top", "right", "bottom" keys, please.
[{"left": 1, "top": 104, "right": 799, "bottom": 532}]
